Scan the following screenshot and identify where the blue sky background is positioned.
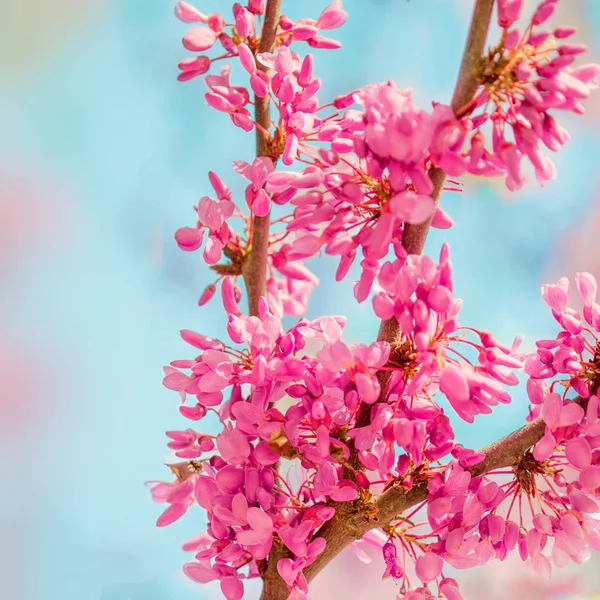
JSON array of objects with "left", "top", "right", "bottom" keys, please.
[{"left": 2, "top": 1, "right": 600, "bottom": 599}]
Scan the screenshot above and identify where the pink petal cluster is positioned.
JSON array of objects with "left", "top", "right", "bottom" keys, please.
[
  {"left": 174, "top": 0, "right": 346, "bottom": 125},
  {"left": 158, "top": 3, "right": 600, "bottom": 600},
  {"left": 275, "top": 83, "right": 463, "bottom": 287},
  {"left": 369, "top": 245, "right": 521, "bottom": 425},
  {"left": 173, "top": 169, "right": 317, "bottom": 317},
  {"left": 156, "top": 268, "right": 523, "bottom": 597},
  {"left": 461, "top": 0, "right": 600, "bottom": 189},
  {"left": 493, "top": 272, "right": 600, "bottom": 579},
  {"left": 278, "top": 1, "right": 348, "bottom": 50},
  {"left": 175, "top": 1, "right": 262, "bottom": 82},
  {"left": 173, "top": 0, "right": 598, "bottom": 321},
  {"left": 175, "top": 170, "right": 236, "bottom": 264},
  {"left": 205, "top": 65, "right": 255, "bottom": 132},
  {"left": 526, "top": 273, "right": 600, "bottom": 399}
]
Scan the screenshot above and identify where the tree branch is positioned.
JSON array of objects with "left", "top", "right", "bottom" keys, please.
[
  {"left": 398, "top": 0, "right": 495, "bottom": 256},
  {"left": 304, "top": 411, "right": 550, "bottom": 583},
  {"left": 243, "top": 0, "right": 282, "bottom": 317},
  {"left": 246, "top": 3, "right": 292, "bottom": 599},
  {"left": 385, "top": 0, "right": 495, "bottom": 331},
  {"left": 262, "top": 1, "right": 499, "bottom": 596},
  {"left": 305, "top": 0, "right": 498, "bottom": 587},
  {"left": 354, "top": 0, "right": 495, "bottom": 435},
  {"left": 305, "top": 371, "right": 599, "bottom": 582}
]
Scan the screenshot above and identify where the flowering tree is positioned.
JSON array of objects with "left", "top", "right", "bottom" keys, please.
[{"left": 150, "top": 1, "right": 600, "bottom": 599}]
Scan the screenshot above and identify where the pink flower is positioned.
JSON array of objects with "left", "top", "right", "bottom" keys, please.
[
  {"left": 150, "top": 478, "right": 195, "bottom": 527},
  {"left": 177, "top": 56, "right": 211, "bottom": 82},
  {"left": 204, "top": 65, "right": 254, "bottom": 132},
  {"left": 216, "top": 426, "right": 250, "bottom": 465},
  {"left": 316, "top": 1, "right": 348, "bottom": 30},
  {"left": 316, "top": 338, "right": 389, "bottom": 404},
  {"left": 575, "top": 272, "right": 597, "bottom": 306},
  {"left": 415, "top": 551, "right": 444, "bottom": 584},
  {"left": 439, "top": 364, "right": 470, "bottom": 407},
  {"left": 349, "top": 404, "right": 392, "bottom": 450},
  {"left": 233, "top": 157, "right": 274, "bottom": 216},
  {"left": 566, "top": 437, "right": 592, "bottom": 468},
  {"left": 278, "top": 520, "right": 315, "bottom": 557},
  {"left": 183, "top": 26, "right": 218, "bottom": 52},
  {"left": 277, "top": 557, "right": 308, "bottom": 598},
  {"left": 175, "top": 2, "right": 209, "bottom": 24},
  {"left": 235, "top": 507, "right": 274, "bottom": 556},
  {"left": 542, "top": 277, "right": 569, "bottom": 312},
  {"left": 313, "top": 462, "right": 358, "bottom": 502},
  {"left": 575, "top": 272, "right": 600, "bottom": 329},
  {"left": 381, "top": 541, "right": 404, "bottom": 579},
  {"left": 220, "top": 577, "right": 244, "bottom": 600},
  {"left": 497, "top": 0, "right": 523, "bottom": 28},
  {"left": 175, "top": 226, "right": 203, "bottom": 251},
  {"left": 167, "top": 429, "right": 214, "bottom": 458}
]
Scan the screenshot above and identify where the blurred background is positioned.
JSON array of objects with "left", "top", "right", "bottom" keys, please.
[{"left": 1, "top": 0, "right": 600, "bottom": 598}]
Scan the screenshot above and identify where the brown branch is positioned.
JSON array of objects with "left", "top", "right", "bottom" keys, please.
[
  {"left": 250, "top": 3, "right": 288, "bottom": 599},
  {"left": 375, "top": 395, "right": 591, "bottom": 531},
  {"left": 304, "top": 0, "right": 497, "bottom": 589},
  {"left": 383, "top": 0, "right": 495, "bottom": 333},
  {"left": 261, "top": 1, "right": 498, "bottom": 596},
  {"left": 242, "top": 0, "right": 282, "bottom": 317},
  {"left": 304, "top": 411, "right": 550, "bottom": 583},
  {"left": 396, "top": 0, "right": 495, "bottom": 257},
  {"left": 306, "top": 392, "right": 595, "bottom": 583},
  {"left": 354, "top": 0, "right": 495, "bottom": 435}
]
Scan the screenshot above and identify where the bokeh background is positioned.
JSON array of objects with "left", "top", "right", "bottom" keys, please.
[{"left": 2, "top": 0, "right": 600, "bottom": 598}]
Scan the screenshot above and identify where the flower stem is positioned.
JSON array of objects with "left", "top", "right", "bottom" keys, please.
[
  {"left": 252, "top": 4, "right": 293, "bottom": 600},
  {"left": 355, "top": 0, "right": 495, "bottom": 429},
  {"left": 243, "top": 0, "right": 282, "bottom": 318}
]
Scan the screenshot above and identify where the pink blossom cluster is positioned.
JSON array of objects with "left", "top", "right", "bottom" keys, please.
[
  {"left": 526, "top": 272, "right": 600, "bottom": 498},
  {"left": 465, "top": 0, "right": 600, "bottom": 189},
  {"left": 174, "top": 167, "right": 317, "bottom": 317},
  {"left": 367, "top": 452, "right": 600, "bottom": 597},
  {"left": 354, "top": 273, "right": 600, "bottom": 596},
  {"left": 272, "top": 83, "right": 463, "bottom": 287},
  {"left": 152, "top": 267, "right": 526, "bottom": 598},
  {"left": 175, "top": 0, "right": 346, "bottom": 80},
  {"left": 428, "top": 272, "right": 600, "bottom": 584},
  {"left": 155, "top": 1, "right": 600, "bottom": 599},
  {"left": 526, "top": 273, "right": 600, "bottom": 399},
  {"left": 173, "top": 0, "right": 599, "bottom": 314}
]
